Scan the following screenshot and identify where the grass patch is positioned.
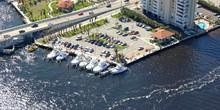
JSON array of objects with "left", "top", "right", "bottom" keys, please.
[
  {"left": 112, "top": 12, "right": 128, "bottom": 18},
  {"left": 150, "top": 29, "right": 155, "bottom": 33},
  {"left": 61, "top": 19, "right": 109, "bottom": 38},
  {"left": 19, "top": 0, "right": 93, "bottom": 21},
  {"left": 51, "top": 1, "right": 93, "bottom": 17}
]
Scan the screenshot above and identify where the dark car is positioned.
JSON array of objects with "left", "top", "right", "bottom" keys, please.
[
  {"left": 66, "top": 43, "right": 72, "bottom": 48},
  {"left": 123, "top": 27, "right": 129, "bottom": 31},
  {"left": 74, "top": 44, "right": 79, "bottom": 49},
  {"left": 31, "top": 23, "right": 38, "bottom": 28},
  {"left": 124, "top": 0, "right": 129, "bottom": 2},
  {"left": 106, "top": 4, "right": 111, "bottom": 8},
  {"left": 94, "top": 40, "right": 99, "bottom": 45},
  {"left": 98, "top": 41, "right": 103, "bottom": 46},
  {"left": 70, "top": 45, "right": 75, "bottom": 49},
  {"left": 19, "top": 30, "right": 25, "bottom": 33},
  {"left": 122, "top": 33, "right": 128, "bottom": 36},
  {"left": 91, "top": 40, "right": 96, "bottom": 44},
  {"left": 103, "top": 42, "right": 107, "bottom": 47}
]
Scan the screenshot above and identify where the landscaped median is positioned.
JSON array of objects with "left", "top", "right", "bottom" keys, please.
[
  {"left": 61, "top": 19, "right": 109, "bottom": 38},
  {"left": 39, "top": 19, "right": 109, "bottom": 44}
]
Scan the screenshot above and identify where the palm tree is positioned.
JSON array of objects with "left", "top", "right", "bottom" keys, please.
[
  {"left": 114, "top": 47, "right": 119, "bottom": 61},
  {"left": 135, "top": 1, "right": 139, "bottom": 9}
]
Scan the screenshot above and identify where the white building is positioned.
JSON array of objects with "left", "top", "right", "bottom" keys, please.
[{"left": 141, "top": 0, "right": 197, "bottom": 30}]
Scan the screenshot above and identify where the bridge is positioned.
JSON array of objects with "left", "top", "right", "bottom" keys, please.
[{"left": 0, "top": 0, "right": 136, "bottom": 49}]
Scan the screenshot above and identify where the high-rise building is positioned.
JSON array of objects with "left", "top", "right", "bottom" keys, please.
[{"left": 141, "top": 0, "right": 197, "bottom": 30}]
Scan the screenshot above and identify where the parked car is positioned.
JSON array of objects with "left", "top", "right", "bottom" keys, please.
[
  {"left": 137, "top": 46, "right": 144, "bottom": 51},
  {"left": 122, "top": 33, "right": 128, "bottom": 37},
  {"left": 76, "top": 36, "right": 82, "bottom": 41},
  {"left": 110, "top": 55, "right": 116, "bottom": 60},
  {"left": 124, "top": 0, "right": 129, "bottom": 2},
  {"left": 31, "top": 23, "right": 38, "bottom": 28},
  {"left": 133, "top": 31, "right": 139, "bottom": 35},
  {"left": 78, "top": 12, "right": 83, "bottom": 15},
  {"left": 123, "top": 27, "right": 129, "bottom": 31},
  {"left": 130, "top": 36, "right": 136, "bottom": 39}
]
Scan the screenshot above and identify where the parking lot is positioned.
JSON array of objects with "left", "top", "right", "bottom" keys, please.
[{"left": 58, "top": 16, "right": 154, "bottom": 60}]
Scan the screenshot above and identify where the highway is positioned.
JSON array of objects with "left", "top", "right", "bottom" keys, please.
[{"left": 0, "top": 0, "right": 138, "bottom": 39}]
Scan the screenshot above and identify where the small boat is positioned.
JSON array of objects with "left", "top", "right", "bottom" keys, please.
[
  {"left": 71, "top": 53, "right": 82, "bottom": 66},
  {"left": 110, "top": 64, "right": 128, "bottom": 74},
  {"left": 99, "top": 70, "right": 110, "bottom": 78},
  {"left": 28, "top": 44, "right": 39, "bottom": 52},
  {"left": 93, "top": 59, "right": 109, "bottom": 73},
  {"left": 56, "top": 50, "right": 68, "bottom": 61},
  {"left": 79, "top": 54, "right": 90, "bottom": 68},
  {"left": 47, "top": 49, "right": 60, "bottom": 60},
  {"left": 86, "top": 57, "right": 98, "bottom": 71}
]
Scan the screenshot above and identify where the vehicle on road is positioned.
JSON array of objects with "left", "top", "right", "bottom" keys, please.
[
  {"left": 78, "top": 12, "right": 83, "bottom": 15},
  {"left": 31, "top": 23, "right": 38, "bottom": 28},
  {"left": 19, "top": 30, "right": 25, "bottom": 33},
  {"left": 106, "top": 4, "right": 111, "bottom": 8},
  {"left": 133, "top": 31, "right": 139, "bottom": 35}
]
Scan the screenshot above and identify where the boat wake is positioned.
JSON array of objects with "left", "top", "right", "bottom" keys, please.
[{"left": 108, "top": 66, "right": 220, "bottom": 109}]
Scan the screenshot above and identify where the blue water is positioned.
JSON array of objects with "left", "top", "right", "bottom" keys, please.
[
  {"left": 198, "top": 22, "right": 207, "bottom": 29},
  {"left": 1, "top": 2, "right": 220, "bottom": 109}
]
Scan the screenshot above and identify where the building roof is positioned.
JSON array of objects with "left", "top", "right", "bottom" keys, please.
[
  {"left": 56, "top": 0, "right": 73, "bottom": 8},
  {"left": 151, "top": 28, "right": 175, "bottom": 39}
]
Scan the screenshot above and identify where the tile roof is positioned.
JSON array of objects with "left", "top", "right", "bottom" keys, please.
[
  {"left": 56, "top": 0, "right": 73, "bottom": 8},
  {"left": 151, "top": 28, "right": 175, "bottom": 39}
]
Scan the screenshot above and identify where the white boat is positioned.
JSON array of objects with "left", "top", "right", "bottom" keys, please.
[
  {"left": 110, "top": 65, "right": 128, "bottom": 74},
  {"left": 71, "top": 53, "right": 82, "bottom": 66},
  {"left": 99, "top": 70, "right": 110, "bottom": 78},
  {"left": 86, "top": 57, "right": 98, "bottom": 71},
  {"left": 93, "top": 59, "right": 109, "bottom": 73},
  {"left": 79, "top": 54, "right": 90, "bottom": 68},
  {"left": 56, "top": 51, "right": 68, "bottom": 61},
  {"left": 47, "top": 49, "right": 60, "bottom": 59}
]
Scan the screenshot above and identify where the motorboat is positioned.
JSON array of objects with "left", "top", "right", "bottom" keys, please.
[
  {"left": 110, "top": 64, "right": 128, "bottom": 74},
  {"left": 99, "top": 70, "right": 110, "bottom": 78},
  {"left": 47, "top": 49, "right": 60, "bottom": 59},
  {"left": 28, "top": 44, "right": 39, "bottom": 52},
  {"left": 56, "top": 50, "right": 68, "bottom": 61},
  {"left": 86, "top": 57, "right": 98, "bottom": 71},
  {"left": 93, "top": 59, "right": 109, "bottom": 73},
  {"left": 71, "top": 53, "right": 82, "bottom": 66},
  {"left": 79, "top": 54, "right": 90, "bottom": 68}
]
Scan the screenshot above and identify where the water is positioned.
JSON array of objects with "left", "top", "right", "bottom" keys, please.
[
  {"left": 198, "top": 22, "right": 207, "bottom": 29},
  {"left": 1, "top": 2, "right": 220, "bottom": 110},
  {"left": 0, "top": 1, "right": 23, "bottom": 30}
]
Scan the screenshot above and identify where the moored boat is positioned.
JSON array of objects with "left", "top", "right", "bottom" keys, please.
[
  {"left": 79, "top": 54, "right": 90, "bottom": 68},
  {"left": 47, "top": 49, "right": 60, "bottom": 60},
  {"left": 93, "top": 59, "right": 109, "bottom": 73},
  {"left": 110, "top": 64, "right": 128, "bottom": 74},
  {"left": 86, "top": 57, "right": 98, "bottom": 71},
  {"left": 71, "top": 53, "right": 82, "bottom": 66},
  {"left": 56, "top": 50, "right": 68, "bottom": 61}
]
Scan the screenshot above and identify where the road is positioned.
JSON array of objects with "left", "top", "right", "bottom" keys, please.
[{"left": 0, "top": 0, "right": 138, "bottom": 39}]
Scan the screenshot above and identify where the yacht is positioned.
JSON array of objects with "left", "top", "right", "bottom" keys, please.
[
  {"left": 56, "top": 50, "right": 68, "bottom": 61},
  {"left": 47, "top": 49, "right": 60, "bottom": 60},
  {"left": 110, "top": 64, "right": 128, "bottom": 74},
  {"left": 93, "top": 59, "right": 109, "bottom": 73},
  {"left": 86, "top": 57, "right": 98, "bottom": 71},
  {"left": 71, "top": 53, "right": 82, "bottom": 66},
  {"left": 79, "top": 54, "right": 90, "bottom": 68}
]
